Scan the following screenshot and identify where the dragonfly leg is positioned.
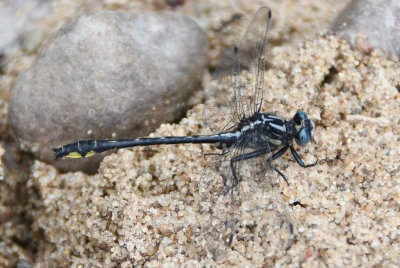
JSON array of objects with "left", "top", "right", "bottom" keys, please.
[
  {"left": 289, "top": 145, "right": 317, "bottom": 167},
  {"left": 266, "top": 146, "right": 289, "bottom": 185}
]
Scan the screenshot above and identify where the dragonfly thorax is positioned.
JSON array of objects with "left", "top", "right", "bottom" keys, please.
[{"left": 229, "top": 113, "right": 288, "bottom": 148}]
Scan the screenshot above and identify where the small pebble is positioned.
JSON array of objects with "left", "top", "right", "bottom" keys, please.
[{"left": 21, "top": 28, "right": 44, "bottom": 53}]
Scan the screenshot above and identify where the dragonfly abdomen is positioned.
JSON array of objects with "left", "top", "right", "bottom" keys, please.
[{"left": 53, "top": 135, "right": 235, "bottom": 159}]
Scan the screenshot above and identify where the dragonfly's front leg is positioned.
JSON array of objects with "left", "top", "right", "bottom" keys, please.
[{"left": 289, "top": 145, "right": 317, "bottom": 167}]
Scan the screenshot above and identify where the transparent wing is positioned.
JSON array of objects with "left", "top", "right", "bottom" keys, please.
[
  {"left": 203, "top": 7, "right": 271, "bottom": 134},
  {"left": 197, "top": 145, "right": 244, "bottom": 260},
  {"left": 198, "top": 133, "right": 293, "bottom": 262},
  {"left": 238, "top": 6, "right": 271, "bottom": 117},
  {"left": 235, "top": 150, "right": 294, "bottom": 259},
  {"left": 232, "top": 135, "right": 293, "bottom": 258},
  {"left": 203, "top": 46, "right": 243, "bottom": 134},
  {"left": 196, "top": 148, "right": 235, "bottom": 260}
]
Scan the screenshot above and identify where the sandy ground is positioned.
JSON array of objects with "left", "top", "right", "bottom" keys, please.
[{"left": 2, "top": 0, "right": 400, "bottom": 267}]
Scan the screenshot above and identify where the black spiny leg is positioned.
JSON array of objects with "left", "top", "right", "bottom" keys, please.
[
  {"left": 289, "top": 145, "right": 317, "bottom": 167},
  {"left": 267, "top": 146, "right": 289, "bottom": 185}
]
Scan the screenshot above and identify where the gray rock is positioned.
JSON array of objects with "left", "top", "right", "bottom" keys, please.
[
  {"left": 331, "top": 0, "right": 400, "bottom": 57},
  {"left": 9, "top": 11, "right": 208, "bottom": 173}
]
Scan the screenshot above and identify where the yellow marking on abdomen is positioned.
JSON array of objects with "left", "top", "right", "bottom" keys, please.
[
  {"left": 85, "top": 151, "right": 96, "bottom": 157},
  {"left": 66, "top": 152, "right": 83, "bottom": 158}
]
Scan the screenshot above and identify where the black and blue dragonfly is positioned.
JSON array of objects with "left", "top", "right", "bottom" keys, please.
[{"left": 53, "top": 6, "right": 316, "bottom": 251}]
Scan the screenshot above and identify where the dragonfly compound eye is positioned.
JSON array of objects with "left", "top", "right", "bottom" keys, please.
[
  {"left": 294, "top": 111, "right": 308, "bottom": 124},
  {"left": 296, "top": 128, "right": 311, "bottom": 146}
]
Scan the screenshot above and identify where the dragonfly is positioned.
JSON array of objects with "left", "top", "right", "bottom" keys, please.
[{"left": 53, "top": 6, "right": 316, "bottom": 251}]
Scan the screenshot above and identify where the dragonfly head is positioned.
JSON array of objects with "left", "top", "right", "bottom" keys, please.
[{"left": 293, "top": 111, "right": 315, "bottom": 147}]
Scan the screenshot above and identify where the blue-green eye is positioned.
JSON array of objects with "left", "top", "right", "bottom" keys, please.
[
  {"left": 294, "top": 111, "right": 308, "bottom": 124},
  {"left": 296, "top": 128, "right": 310, "bottom": 146}
]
